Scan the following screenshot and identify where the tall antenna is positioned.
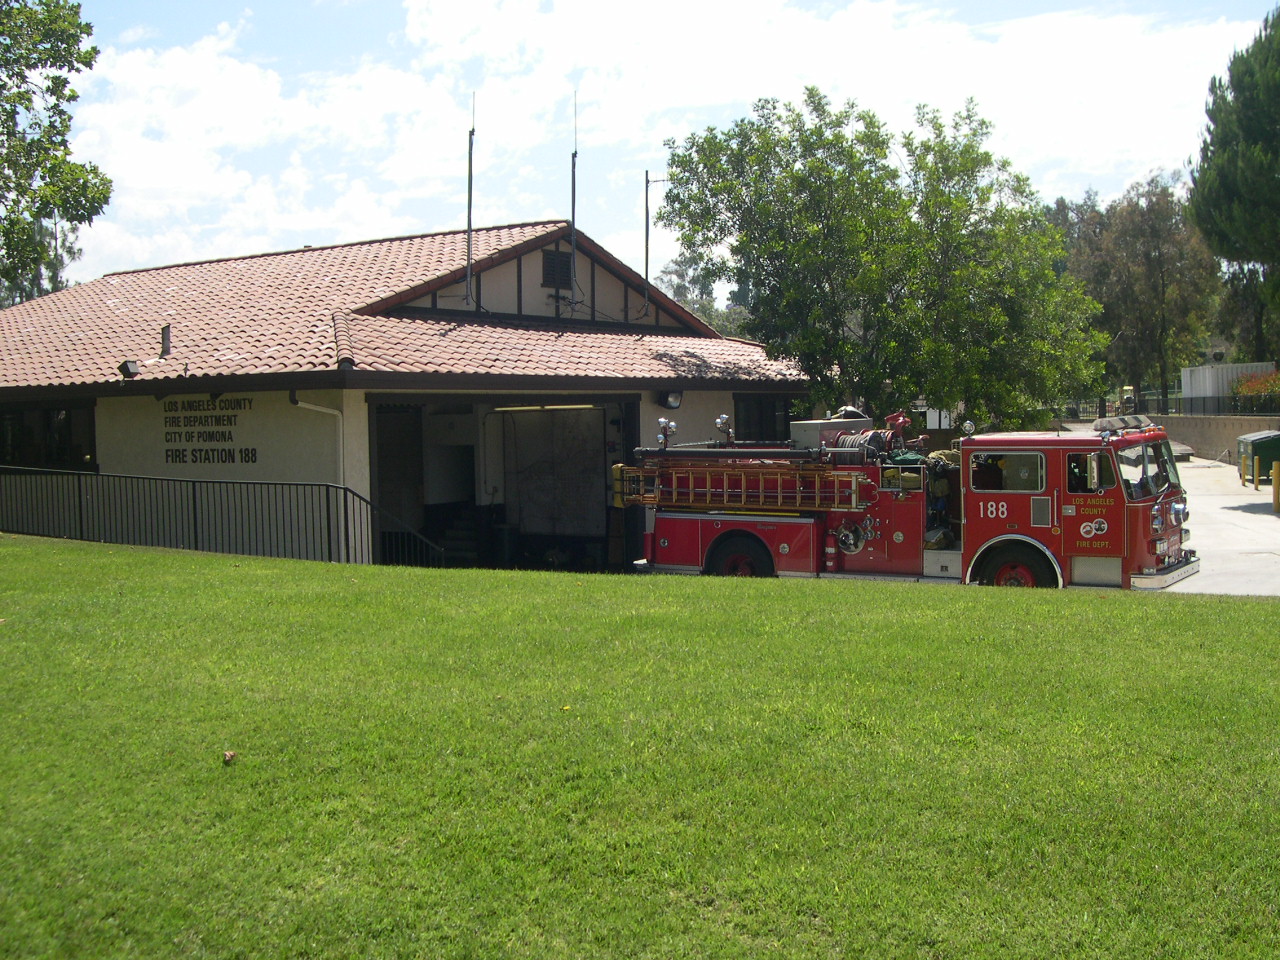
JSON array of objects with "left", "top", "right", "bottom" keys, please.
[
  {"left": 465, "top": 94, "right": 476, "bottom": 308},
  {"left": 569, "top": 89, "right": 579, "bottom": 308},
  {"left": 644, "top": 170, "right": 667, "bottom": 316}
]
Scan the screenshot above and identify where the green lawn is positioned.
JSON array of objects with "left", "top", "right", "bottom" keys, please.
[{"left": 1, "top": 533, "right": 1278, "bottom": 958}]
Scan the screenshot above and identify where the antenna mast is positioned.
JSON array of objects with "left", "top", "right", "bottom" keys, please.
[
  {"left": 644, "top": 170, "right": 667, "bottom": 316},
  {"left": 569, "top": 90, "right": 579, "bottom": 308},
  {"left": 465, "top": 94, "right": 475, "bottom": 308}
]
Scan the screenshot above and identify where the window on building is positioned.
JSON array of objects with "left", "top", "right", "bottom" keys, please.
[
  {"left": 733, "top": 395, "right": 804, "bottom": 442},
  {"left": 542, "top": 249, "right": 573, "bottom": 290},
  {"left": 0, "top": 404, "right": 96, "bottom": 470}
]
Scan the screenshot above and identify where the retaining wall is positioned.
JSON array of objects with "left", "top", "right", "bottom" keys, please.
[{"left": 1158, "top": 414, "right": 1280, "bottom": 464}]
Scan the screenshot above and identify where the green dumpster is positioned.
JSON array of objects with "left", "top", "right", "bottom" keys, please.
[{"left": 1238, "top": 430, "right": 1280, "bottom": 483}]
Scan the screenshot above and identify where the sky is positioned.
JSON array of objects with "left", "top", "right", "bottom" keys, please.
[{"left": 65, "top": 0, "right": 1276, "bottom": 286}]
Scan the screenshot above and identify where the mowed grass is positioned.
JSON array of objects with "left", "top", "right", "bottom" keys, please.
[{"left": 1, "top": 534, "right": 1278, "bottom": 959}]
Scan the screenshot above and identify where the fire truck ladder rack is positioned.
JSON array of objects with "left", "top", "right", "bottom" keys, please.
[{"left": 612, "top": 458, "right": 875, "bottom": 513}]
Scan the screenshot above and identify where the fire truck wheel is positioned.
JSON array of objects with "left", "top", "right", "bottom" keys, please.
[
  {"left": 706, "top": 536, "right": 775, "bottom": 577},
  {"left": 978, "top": 545, "right": 1056, "bottom": 588}
]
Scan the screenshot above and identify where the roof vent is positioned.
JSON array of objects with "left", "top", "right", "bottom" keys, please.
[
  {"left": 118, "top": 360, "right": 140, "bottom": 378},
  {"left": 160, "top": 324, "right": 172, "bottom": 358}
]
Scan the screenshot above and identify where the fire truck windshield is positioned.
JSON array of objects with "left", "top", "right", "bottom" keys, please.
[{"left": 1116, "top": 439, "right": 1180, "bottom": 500}]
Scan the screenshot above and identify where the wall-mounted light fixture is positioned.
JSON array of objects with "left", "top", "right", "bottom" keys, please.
[
  {"left": 118, "top": 360, "right": 140, "bottom": 378},
  {"left": 658, "top": 390, "right": 682, "bottom": 410}
]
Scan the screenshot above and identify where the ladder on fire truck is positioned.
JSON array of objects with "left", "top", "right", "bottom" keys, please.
[{"left": 612, "top": 453, "right": 877, "bottom": 513}]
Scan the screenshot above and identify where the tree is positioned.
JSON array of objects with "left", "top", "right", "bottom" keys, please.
[
  {"left": 901, "top": 102, "right": 1102, "bottom": 422},
  {"left": 658, "top": 88, "right": 1102, "bottom": 423},
  {"left": 1092, "top": 173, "right": 1219, "bottom": 412},
  {"left": 1217, "top": 263, "right": 1280, "bottom": 363},
  {"left": 0, "top": 216, "right": 81, "bottom": 306},
  {"left": 1189, "top": 10, "right": 1280, "bottom": 268},
  {"left": 0, "top": 0, "right": 111, "bottom": 295},
  {"left": 1187, "top": 10, "right": 1280, "bottom": 365},
  {"left": 654, "top": 251, "right": 752, "bottom": 338}
]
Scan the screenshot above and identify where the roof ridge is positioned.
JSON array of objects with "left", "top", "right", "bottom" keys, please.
[
  {"left": 331, "top": 310, "right": 356, "bottom": 369},
  {"left": 102, "top": 220, "right": 571, "bottom": 278}
]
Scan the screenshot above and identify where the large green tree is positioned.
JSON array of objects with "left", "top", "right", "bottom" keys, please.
[
  {"left": 1188, "top": 10, "right": 1280, "bottom": 362},
  {"left": 1217, "top": 263, "right": 1280, "bottom": 363},
  {"left": 0, "top": 0, "right": 110, "bottom": 295},
  {"left": 658, "top": 88, "right": 1101, "bottom": 424},
  {"left": 1058, "top": 174, "right": 1218, "bottom": 411},
  {"left": 654, "top": 251, "right": 752, "bottom": 339},
  {"left": 1100, "top": 174, "right": 1218, "bottom": 411},
  {"left": 1189, "top": 9, "right": 1280, "bottom": 265},
  {"left": 902, "top": 103, "right": 1102, "bottom": 422},
  {"left": 0, "top": 216, "right": 80, "bottom": 306}
]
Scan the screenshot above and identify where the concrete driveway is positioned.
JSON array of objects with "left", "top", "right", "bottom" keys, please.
[{"left": 1166, "top": 457, "right": 1280, "bottom": 596}]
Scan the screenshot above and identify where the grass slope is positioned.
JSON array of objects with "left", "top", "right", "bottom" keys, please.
[{"left": 1, "top": 533, "right": 1278, "bottom": 958}]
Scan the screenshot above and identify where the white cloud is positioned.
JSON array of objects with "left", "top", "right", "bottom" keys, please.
[
  {"left": 116, "top": 24, "right": 158, "bottom": 45},
  {"left": 67, "top": 0, "right": 1268, "bottom": 284}
]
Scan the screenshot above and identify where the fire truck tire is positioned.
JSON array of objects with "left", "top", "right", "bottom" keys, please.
[
  {"left": 706, "top": 536, "right": 775, "bottom": 577},
  {"left": 976, "top": 544, "right": 1056, "bottom": 588}
]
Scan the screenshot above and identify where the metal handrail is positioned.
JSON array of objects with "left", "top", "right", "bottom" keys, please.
[{"left": 0, "top": 465, "right": 445, "bottom": 567}]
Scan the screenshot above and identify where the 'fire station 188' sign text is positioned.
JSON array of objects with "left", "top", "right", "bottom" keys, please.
[{"left": 161, "top": 397, "right": 258, "bottom": 465}]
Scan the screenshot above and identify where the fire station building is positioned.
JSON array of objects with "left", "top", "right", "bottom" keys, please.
[{"left": 0, "top": 221, "right": 805, "bottom": 569}]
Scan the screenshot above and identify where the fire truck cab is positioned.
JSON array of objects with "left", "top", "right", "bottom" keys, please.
[{"left": 613, "top": 413, "right": 1199, "bottom": 589}]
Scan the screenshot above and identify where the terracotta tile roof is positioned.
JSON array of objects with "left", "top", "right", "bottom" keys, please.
[
  {"left": 348, "top": 312, "right": 798, "bottom": 384},
  {"left": 0, "top": 221, "right": 803, "bottom": 393}
]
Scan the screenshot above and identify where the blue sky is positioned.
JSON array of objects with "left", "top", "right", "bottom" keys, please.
[{"left": 67, "top": 0, "right": 1274, "bottom": 285}]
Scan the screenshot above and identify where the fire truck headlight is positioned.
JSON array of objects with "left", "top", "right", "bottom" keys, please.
[
  {"left": 1151, "top": 510, "right": 1165, "bottom": 535},
  {"left": 1172, "top": 501, "right": 1189, "bottom": 525}
]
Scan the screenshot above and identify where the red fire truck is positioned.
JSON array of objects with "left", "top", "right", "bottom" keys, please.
[{"left": 613, "top": 413, "right": 1199, "bottom": 589}]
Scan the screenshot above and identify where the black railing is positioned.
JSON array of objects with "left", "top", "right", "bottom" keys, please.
[
  {"left": 1067, "top": 395, "right": 1280, "bottom": 418},
  {"left": 0, "top": 466, "right": 444, "bottom": 567},
  {"left": 1175, "top": 394, "right": 1280, "bottom": 416}
]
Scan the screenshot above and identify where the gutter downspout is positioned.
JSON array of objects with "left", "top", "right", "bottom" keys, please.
[{"left": 290, "top": 390, "right": 344, "bottom": 487}]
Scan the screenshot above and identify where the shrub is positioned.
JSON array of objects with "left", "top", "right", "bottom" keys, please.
[{"left": 1231, "top": 370, "right": 1280, "bottom": 395}]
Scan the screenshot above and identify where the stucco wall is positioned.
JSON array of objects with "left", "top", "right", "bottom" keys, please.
[
  {"left": 95, "top": 389, "right": 372, "bottom": 497},
  {"left": 639, "top": 390, "right": 738, "bottom": 448},
  {"left": 1159, "top": 414, "right": 1280, "bottom": 464}
]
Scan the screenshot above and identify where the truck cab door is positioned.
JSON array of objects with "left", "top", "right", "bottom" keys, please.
[{"left": 1061, "top": 450, "right": 1126, "bottom": 586}]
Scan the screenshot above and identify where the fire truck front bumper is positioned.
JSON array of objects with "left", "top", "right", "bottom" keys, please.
[{"left": 1129, "top": 553, "right": 1200, "bottom": 590}]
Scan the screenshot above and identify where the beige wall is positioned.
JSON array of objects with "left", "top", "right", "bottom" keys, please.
[
  {"left": 95, "top": 389, "right": 372, "bottom": 498},
  {"left": 1160, "top": 414, "right": 1280, "bottom": 464},
  {"left": 409, "top": 242, "right": 689, "bottom": 328},
  {"left": 640, "top": 390, "right": 738, "bottom": 448},
  {"left": 92, "top": 387, "right": 755, "bottom": 507}
]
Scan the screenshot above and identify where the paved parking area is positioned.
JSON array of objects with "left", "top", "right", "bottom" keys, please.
[{"left": 1166, "top": 458, "right": 1280, "bottom": 596}]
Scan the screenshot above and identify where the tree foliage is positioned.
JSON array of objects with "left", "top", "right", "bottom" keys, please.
[
  {"left": 654, "top": 251, "right": 752, "bottom": 339},
  {"left": 0, "top": 0, "right": 111, "bottom": 294},
  {"left": 0, "top": 217, "right": 80, "bottom": 306},
  {"left": 1187, "top": 11, "right": 1280, "bottom": 363},
  {"left": 658, "top": 88, "right": 1102, "bottom": 424},
  {"left": 1216, "top": 263, "right": 1280, "bottom": 363},
  {"left": 1189, "top": 10, "right": 1280, "bottom": 266},
  {"left": 1053, "top": 174, "right": 1219, "bottom": 409}
]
